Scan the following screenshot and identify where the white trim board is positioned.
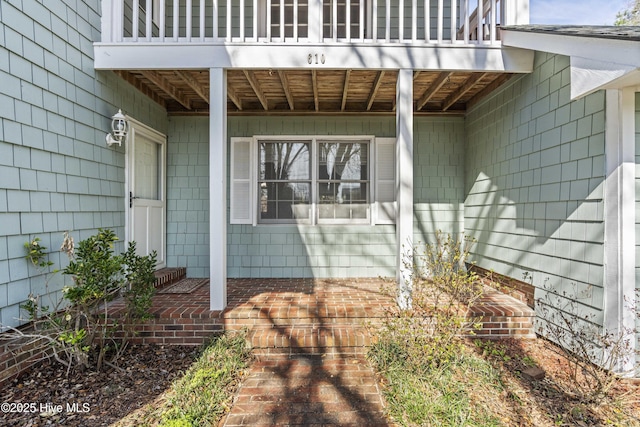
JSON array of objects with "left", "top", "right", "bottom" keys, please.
[
  {"left": 94, "top": 43, "right": 534, "bottom": 72},
  {"left": 502, "top": 29, "right": 640, "bottom": 99},
  {"left": 603, "top": 88, "right": 637, "bottom": 375}
]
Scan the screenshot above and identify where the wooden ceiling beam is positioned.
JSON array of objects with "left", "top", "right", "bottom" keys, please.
[
  {"left": 311, "top": 70, "right": 319, "bottom": 112},
  {"left": 243, "top": 70, "right": 269, "bottom": 110},
  {"left": 117, "top": 68, "right": 506, "bottom": 116},
  {"left": 174, "top": 70, "right": 209, "bottom": 104},
  {"left": 366, "top": 71, "right": 385, "bottom": 111},
  {"left": 114, "top": 70, "right": 166, "bottom": 108},
  {"left": 341, "top": 70, "right": 351, "bottom": 111},
  {"left": 277, "top": 70, "right": 294, "bottom": 111},
  {"left": 466, "top": 74, "right": 512, "bottom": 110},
  {"left": 442, "top": 72, "right": 487, "bottom": 111},
  {"left": 140, "top": 70, "right": 191, "bottom": 110},
  {"left": 227, "top": 84, "right": 243, "bottom": 110},
  {"left": 417, "top": 71, "right": 451, "bottom": 111}
]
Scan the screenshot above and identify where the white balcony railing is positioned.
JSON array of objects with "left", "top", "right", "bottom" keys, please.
[{"left": 101, "top": 0, "right": 528, "bottom": 45}]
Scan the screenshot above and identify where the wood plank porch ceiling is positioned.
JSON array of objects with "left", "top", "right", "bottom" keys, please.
[{"left": 114, "top": 69, "right": 513, "bottom": 116}]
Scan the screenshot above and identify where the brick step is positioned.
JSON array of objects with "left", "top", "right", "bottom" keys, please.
[
  {"left": 222, "top": 306, "right": 385, "bottom": 320},
  {"left": 126, "top": 317, "right": 224, "bottom": 346},
  {"left": 153, "top": 267, "right": 187, "bottom": 289},
  {"left": 470, "top": 286, "right": 536, "bottom": 339},
  {"left": 473, "top": 314, "right": 536, "bottom": 339},
  {"left": 247, "top": 325, "right": 374, "bottom": 356},
  {"left": 224, "top": 316, "right": 384, "bottom": 329}
]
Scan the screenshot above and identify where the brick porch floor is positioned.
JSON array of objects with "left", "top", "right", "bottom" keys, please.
[{"left": 109, "top": 276, "right": 535, "bottom": 346}]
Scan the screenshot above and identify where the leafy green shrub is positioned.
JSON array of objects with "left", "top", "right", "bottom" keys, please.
[
  {"left": 61, "top": 229, "right": 158, "bottom": 369},
  {"left": 24, "top": 237, "right": 54, "bottom": 269},
  {"left": 13, "top": 229, "right": 157, "bottom": 373},
  {"left": 122, "top": 242, "right": 157, "bottom": 322}
]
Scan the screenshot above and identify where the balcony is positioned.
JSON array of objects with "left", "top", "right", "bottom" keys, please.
[
  {"left": 103, "top": 0, "right": 527, "bottom": 45},
  {"left": 96, "top": 0, "right": 532, "bottom": 115}
]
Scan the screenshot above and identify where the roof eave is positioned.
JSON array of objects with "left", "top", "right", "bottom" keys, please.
[{"left": 500, "top": 26, "right": 640, "bottom": 99}]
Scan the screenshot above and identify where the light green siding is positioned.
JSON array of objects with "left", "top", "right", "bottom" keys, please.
[
  {"left": 465, "top": 52, "right": 606, "bottom": 317},
  {"left": 165, "top": 117, "right": 210, "bottom": 277},
  {"left": 414, "top": 118, "right": 465, "bottom": 245},
  {"left": 0, "top": 0, "right": 167, "bottom": 328},
  {"left": 164, "top": 115, "right": 465, "bottom": 278},
  {"left": 230, "top": 116, "right": 398, "bottom": 278}
]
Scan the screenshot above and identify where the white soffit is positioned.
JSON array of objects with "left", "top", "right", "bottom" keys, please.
[
  {"left": 502, "top": 29, "right": 640, "bottom": 98},
  {"left": 570, "top": 57, "right": 639, "bottom": 99}
]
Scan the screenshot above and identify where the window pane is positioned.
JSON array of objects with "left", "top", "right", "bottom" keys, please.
[
  {"left": 318, "top": 141, "right": 367, "bottom": 181},
  {"left": 134, "top": 134, "right": 160, "bottom": 200},
  {"left": 260, "top": 182, "right": 310, "bottom": 221},
  {"left": 260, "top": 141, "right": 310, "bottom": 181},
  {"left": 318, "top": 182, "right": 368, "bottom": 220}
]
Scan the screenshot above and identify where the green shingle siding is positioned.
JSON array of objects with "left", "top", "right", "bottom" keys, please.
[
  {"left": 164, "top": 115, "right": 464, "bottom": 278},
  {"left": 0, "top": 0, "right": 167, "bottom": 328},
  {"left": 465, "top": 52, "right": 606, "bottom": 313},
  {"left": 165, "top": 117, "right": 210, "bottom": 278}
]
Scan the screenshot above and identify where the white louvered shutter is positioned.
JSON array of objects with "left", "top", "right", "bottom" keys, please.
[
  {"left": 230, "top": 138, "right": 253, "bottom": 224},
  {"left": 375, "top": 137, "right": 396, "bottom": 224}
]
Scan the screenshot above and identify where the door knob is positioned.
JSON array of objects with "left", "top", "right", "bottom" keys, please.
[{"left": 129, "top": 192, "right": 140, "bottom": 208}]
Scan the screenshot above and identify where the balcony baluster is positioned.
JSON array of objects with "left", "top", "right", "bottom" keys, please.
[{"left": 102, "top": 0, "right": 530, "bottom": 46}]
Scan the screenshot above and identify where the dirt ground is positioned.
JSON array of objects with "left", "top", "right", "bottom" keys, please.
[
  {"left": 473, "top": 338, "right": 640, "bottom": 427},
  {"left": 1, "top": 338, "right": 639, "bottom": 426}
]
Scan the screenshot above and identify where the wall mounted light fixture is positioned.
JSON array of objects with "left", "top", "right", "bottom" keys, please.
[{"left": 106, "top": 109, "right": 128, "bottom": 147}]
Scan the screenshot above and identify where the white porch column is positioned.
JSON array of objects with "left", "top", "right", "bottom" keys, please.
[
  {"left": 603, "top": 89, "right": 636, "bottom": 374},
  {"left": 396, "top": 69, "right": 414, "bottom": 308},
  {"left": 101, "top": 0, "right": 124, "bottom": 43},
  {"left": 209, "top": 68, "right": 228, "bottom": 310},
  {"left": 502, "top": 0, "right": 530, "bottom": 25}
]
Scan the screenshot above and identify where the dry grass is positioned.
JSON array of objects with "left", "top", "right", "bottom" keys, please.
[{"left": 370, "top": 337, "right": 640, "bottom": 427}]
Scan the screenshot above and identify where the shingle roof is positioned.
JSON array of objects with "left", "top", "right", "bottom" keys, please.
[{"left": 501, "top": 25, "right": 640, "bottom": 42}]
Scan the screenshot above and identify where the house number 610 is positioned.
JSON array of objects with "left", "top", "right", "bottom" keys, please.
[{"left": 308, "top": 53, "right": 326, "bottom": 64}]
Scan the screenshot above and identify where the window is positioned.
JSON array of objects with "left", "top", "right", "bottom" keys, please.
[
  {"left": 230, "top": 136, "right": 395, "bottom": 225},
  {"left": 258, "top": 140, "right": 311, "bottom": 223},
  {"left": 317, "top": 140, "right": 369, "bottom": 223}
]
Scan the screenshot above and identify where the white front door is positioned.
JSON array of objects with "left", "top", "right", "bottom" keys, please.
[{"left": 126, "top": 118, "right": 167, "bottom": 268}]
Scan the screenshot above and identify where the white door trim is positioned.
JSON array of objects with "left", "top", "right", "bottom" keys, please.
[{"left": 125, "top": 116, "right": 167, "bottom": 268}]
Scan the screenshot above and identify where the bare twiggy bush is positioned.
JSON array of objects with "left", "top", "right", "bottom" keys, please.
[
  {"left": 370, "top": 232, "right": 484, "bottom": 372},
  {"left": 535, "top": 278, "right": 639, "bottom": 403}
]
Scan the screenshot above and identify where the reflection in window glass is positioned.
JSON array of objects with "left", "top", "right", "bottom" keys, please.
[
  {"left": 134, "top": 135, "right": 160, "bottom": 200},
  {"left": 317, "top": 141, "right": 369, "bottom": 222},
  {"left": 258, "top": 141, "right": 311, "bottom": 222}
]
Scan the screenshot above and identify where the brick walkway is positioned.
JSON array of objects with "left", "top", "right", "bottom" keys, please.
[
  {"left": 221, "top": 354, "right": 390, "bottom": 426},
  {"left": 220, "top": 278, "right": 394, "bottom": 426}
]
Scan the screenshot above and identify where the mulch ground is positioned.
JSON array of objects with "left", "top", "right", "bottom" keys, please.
[{"left": 0, "top": 345, "right": 200, "bottom": 427}]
